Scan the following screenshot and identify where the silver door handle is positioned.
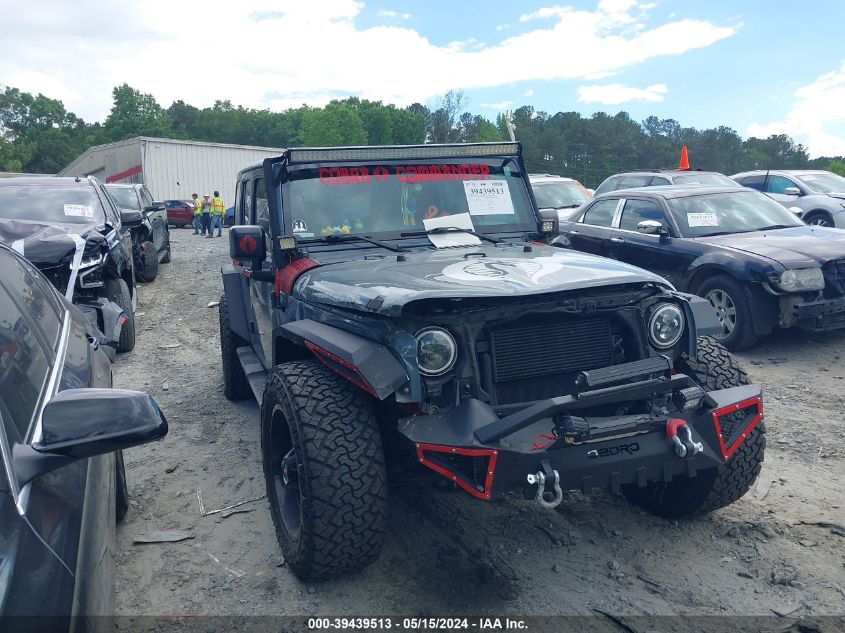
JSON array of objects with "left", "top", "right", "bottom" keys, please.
[{"left": 610, "top": 237, "right": 625, "bottom": 244}]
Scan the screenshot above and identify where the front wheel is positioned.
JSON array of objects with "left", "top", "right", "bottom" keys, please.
[
  {"left": 804, "top": 212, "right": 833, "bottom": 228},
  {"left": 622, "top": 337, "right": 765, "bottom": 518},
  {"left": 103, "top": 277, "right": 135, "bottom": 352},
  {"left": 697, "top": 275, "right": 757, "bottom": 351},
  {"left": 135, "top": 240, "right": 159, "bottom": 282},
  {"left": 115, "top": 450, "right": 129, "bottom": 523},
  {"left": 261, "top": 360, "right": 387, "bottom": 580}
]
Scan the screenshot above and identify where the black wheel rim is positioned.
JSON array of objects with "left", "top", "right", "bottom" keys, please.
[
  {"left": 809, "top": 216, "right": 831, "bottom": 227},
  {"left": 268, "top": 407, "right": 302, "bottom": 542}
]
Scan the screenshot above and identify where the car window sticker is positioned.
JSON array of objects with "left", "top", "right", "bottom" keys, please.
[
  {"left": 64, "top": 204, "right": 94, "bottom": 218},
  {"left": 687, "top": 212, "right": 719, "bottom": 227},
  {"left": 463, "top": 179, "right": 514, "bottom": 215}
]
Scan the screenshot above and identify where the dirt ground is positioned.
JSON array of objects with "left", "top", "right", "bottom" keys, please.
[{"left": 113, "top": 228, "right": 844, "bottom": 620}]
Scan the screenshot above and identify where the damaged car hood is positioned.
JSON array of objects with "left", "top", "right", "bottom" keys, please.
[
  {"left": 696, "top": 226, "right": 845, "bottom": 268},
  {"left": 296, "top": 244, "right": 669, "bottom": 315},
  {"left": 0, "top": 218, "right": 106, "bottom": 264}
]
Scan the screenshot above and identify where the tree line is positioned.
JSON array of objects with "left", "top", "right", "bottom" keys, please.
[{"left": 1, "top": 83, "right": 842, "bottom": 187}]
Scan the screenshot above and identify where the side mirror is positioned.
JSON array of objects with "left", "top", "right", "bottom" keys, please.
[
  {"left": 783, "top": 187, "right": 801, "bottom": 196},
  {"left": 229, "top": 225, "right": 266, "bottom": 262},
  {"left": 144, "top": 202, "right": 166, "bottom": 213},
  {"left": 637, "top": 220, "right": 664, "bottom": 235},
  {"left": 14, "top": 389, "right": 168, "bottom": 486},
  {"left": 788, "top": 206, "right": 804, "bottom": 218},
  {"left": 120, "top": 208, "right": 144, "bottom": 227}
]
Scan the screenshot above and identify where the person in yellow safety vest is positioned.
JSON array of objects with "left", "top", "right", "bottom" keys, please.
[
  {"left": 210, "top": 191, "right": 225, "bottom": 238},
  {"left": 191, "top": 193, "right": 203, "bottom": 235},
  {"left": 200, "top": 194, "right": 212, "bottom": 237}
]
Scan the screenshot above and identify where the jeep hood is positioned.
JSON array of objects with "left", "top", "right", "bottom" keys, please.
[
  {"left": 0, "top": 218, "right": 104, "bottom": 265},
  {"left": 695, "top": 226, "right": 845, "bottom": 268},
  {"left": 295, "top": 244, "right": 669, "bottom": 315}
]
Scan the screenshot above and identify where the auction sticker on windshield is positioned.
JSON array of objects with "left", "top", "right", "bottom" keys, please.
[
  {"left": 463, "top": 180, "right": 514, "bottom": 215},
  {"left": 687, "top": 212, "right": 718, "bottom": 227},
  {"left": 64, "top": 204, "right": 94, "bottom": 218}
]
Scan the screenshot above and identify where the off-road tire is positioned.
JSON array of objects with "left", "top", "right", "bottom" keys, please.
[
  {"left": 261, "top": 360, "right": 387, "bottom": 580},
  {"left": 160, "top": 238, "right": 171, "bottom": 264},
  {"left": 135, "top": 240, "right": 159, "bottom": 282},
  {"left": 115, "top": 450, "right": 129, "bottom": 523},
  {"left": 696, "top": 275, "right": 758, "bottom": 351},
  {"left": 623, "top": 337, "right": 765, "bottom": 518},
  {"left": 103, "top": 277, "right": 135, "bottom": 353},
  {"left": 219, "top": 293, "right": 252, "bottom": 400}
]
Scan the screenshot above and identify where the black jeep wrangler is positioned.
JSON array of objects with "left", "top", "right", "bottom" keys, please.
[{"left": 218, "top": 143, "right": 766, "bottom": 580}]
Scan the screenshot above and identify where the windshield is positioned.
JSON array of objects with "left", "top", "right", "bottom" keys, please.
[
  {"left": 105, "top": 186, "right": 139, "bottom": 210},
  {"left": 796, "top": 172, "right": 845, "bottom": 194},
  {"left": 668, "top": 190, "right": 805, "bottom": 237},
  {"left": 672, "top": 173, "right": 738, "bottom": 187},
  {"left": 531, "top": 181, "right": 590, "bottom": 209},
  {"left": 0, "top": 185, "right": 106, "bottom": 225},
  {"left": 283, "top": 159, "right": 537, "bottom": 240}
]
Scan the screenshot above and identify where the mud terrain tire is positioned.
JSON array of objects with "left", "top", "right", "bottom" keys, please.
[
  {"left": 623, "top": 337, "right": 765, "bottom": 518},
  {"left": 261, "top": 360, "right": 387, "bottom": 580},
  {"left": 135, "top": 240, "right": 159, "bottom": 283},
  {"left": 219, "top": 293, "right": 252, "bottom": 401},
  {"left": 103, "top": 277, "right": 135, "bottom": 353}
]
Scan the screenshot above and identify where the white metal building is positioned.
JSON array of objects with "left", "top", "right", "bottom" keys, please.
[{"left": 58, "top": 136, "right": 283, "bottom": 204}]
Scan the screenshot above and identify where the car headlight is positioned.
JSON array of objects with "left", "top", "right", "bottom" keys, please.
[
  {"left": 77, "top": 254, "right": 105, "bottom": 270},
  {"left": 648, "top": 303, "right": 685, "bottom": 349},
  {"left": 778, "top": 268, "right": 824, "bottom": 292},
  {"left": 415, "top": 327, "right": 457, "bottom": 376}
]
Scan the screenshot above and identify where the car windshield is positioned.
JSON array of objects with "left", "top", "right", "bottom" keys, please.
[
  {"left": 0, "top": 185, "right": 106, "bottom": 225},
  {"left": 532, "top": 181, "right": 590, "bottom": 209},
  {"left": 105, "top": 186, "right": 139, "bottom": 210},
  {"left": 796, "top": 172, "right": 845, "bottom": 194},
  {"left": 283, "top": 158, "right": 537, "bottom": 239},
  {"left": 672, "top": 173, "right": 738, "bottom": 187},
  {"left": 667, "top": 190, "right": 805, "bottom": 237}
]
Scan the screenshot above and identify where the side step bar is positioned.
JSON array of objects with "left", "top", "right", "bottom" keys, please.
[{"left": 237, "top": 346, "right": 268, "bottom": 403}]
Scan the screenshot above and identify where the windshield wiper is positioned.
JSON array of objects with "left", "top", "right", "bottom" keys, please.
[
  {"left": 401, "top": 226, "right": 501, "bottom": 244},
  {"left": 299, "top": 234, "right": 405, "bottom": 253},
  {"left": 695, "top": 231, "right": 734, "bottom": 237},
  {"left": 756, "top": 224, "right": 794, "bottom": 231}
]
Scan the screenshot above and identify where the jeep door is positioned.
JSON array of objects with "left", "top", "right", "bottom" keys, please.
[
  {"left": 608, "top": 197, "right": 696, "bottom": 290},
  {"left": 246, "top": 177, "right": 276, "bottom": 367},
  {"left": 564, "top": 198, "right": 620, "bottom": 256}
]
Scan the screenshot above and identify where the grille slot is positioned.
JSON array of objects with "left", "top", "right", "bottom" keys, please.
[{"left": 489, "top": 316, "right": 614, "bottom": 405}]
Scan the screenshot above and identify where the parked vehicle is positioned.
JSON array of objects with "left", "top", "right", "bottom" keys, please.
[
  {"left": 105, "top": 184, "right": 171, "bottom": 283},
  {"left": 529, "top": 174, "right": 592, "bottom": 224},
  {"left": 595, "top": 170, "right": 739, "bottom": 196},
  {"left": 0, "top": 176, "right": 138, "bottom": 352},
  {"left": 731, "top": 170, "right": 845, "bottom": 228},
  {"left": 218, "top": 143, "right": 764, "bottom": 580},
  {"left": 0, "top": 241, "right": 168, "bottom": 630},
  {"left": 554, "top": 185, "right": 845, "bottom": 350},
  {"left": 164, "top": 199, "right": 194, "bottom": 227}
]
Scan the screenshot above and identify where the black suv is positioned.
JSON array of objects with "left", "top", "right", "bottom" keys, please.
[
  {"left": 218, "top": 143, "right": 765, "bottom": 580},
  {"left": 0, "top": 176, "right": 138, "bottom": 352},
  {"left": 105, "top": 183, "right": 172, "bottom": 282},
  {"left": 595, "top": 170, "right": 739, "bottom": 196},
  {"left": 0, "top": 241, "right": 168, "bottom": 629}
]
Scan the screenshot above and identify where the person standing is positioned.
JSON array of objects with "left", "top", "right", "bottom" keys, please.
[
  {"left": 191, "top": 193, "right": 202, "bottom": 234},
  {"left": 210, "top": 190, "right": 225, "bottom": 237},
  {"left": 201, "top": 194, "right": 212, "bottom": 237}
]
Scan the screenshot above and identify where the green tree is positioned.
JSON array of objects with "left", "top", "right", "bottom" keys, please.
[
  {"left": 298, "top": 102, "right": 367, "bottom": 146},
  {"left": 103, "top": 84, "right": 172, "bottom": 141},
  {"left": 826, "top": 158, "right": 845, "bottom": 176}
]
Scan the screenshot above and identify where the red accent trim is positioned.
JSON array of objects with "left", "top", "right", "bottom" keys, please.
[
  {"left": 105, "top": 165, "right": 142, "bottom": 183},
  {"left": 415, "top": 443, "right": 498, "bottom": 501},
  {"left": 711, "top": 396, "right": 763, "bottom": 461},
  {"left": 305, "top": 340, "right": 378, "bottom": 397},
  {"left": 665, "top": 418, "right": 687, "bottom": 438},
  {"left": 531, "top": 433, "right": 557, "bottom": 451},
  {"left": 278, "top": 258, "right": 319, "bottom": 295}
]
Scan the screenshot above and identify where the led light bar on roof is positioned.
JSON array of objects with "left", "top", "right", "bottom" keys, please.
[{"left": 288, "top": 143, "right": 520, "bottom": 164}]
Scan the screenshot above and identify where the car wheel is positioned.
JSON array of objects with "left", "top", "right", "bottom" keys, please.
[
  {"left": 160, "top": 237, "right": 172, "bottom": 264},
  {"left": 697, "top": 275, "right": 757, "bottom": 351},
  {"left": 261, "top": 360, "right": 387, "bottom": 580},
  {"left": 116, "top": 450, "right": 129, "bottom": 523},
  {"left": 622, "top": 337, "right": 765, "bottom": 518},
  {"left": 219, "top": 293, "right": 252, "bottom": 400},
  {"left": 805, "top": 212, "right": 833, "bottom": 227},
  {"left": 103, "top": 277, "right": 136, "bottom": 353},
  {"left": 135, "top": 241, "right": 159, "bottom": 282}
]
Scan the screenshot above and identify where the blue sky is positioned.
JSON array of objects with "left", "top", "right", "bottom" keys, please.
[{"left": 1, "top": 0, "right": 844, "bottom": 155}]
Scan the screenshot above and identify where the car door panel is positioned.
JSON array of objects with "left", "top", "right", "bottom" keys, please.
[
  {"left": 247, "top": 178, "right": 275, "bottom": 367},
  {"left": 567, "top": 198, "right": 619, "bottom": 257}
]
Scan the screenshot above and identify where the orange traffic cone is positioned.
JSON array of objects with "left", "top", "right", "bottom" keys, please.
[{"left": 678, "top": 145, "right": 690, "bottom": 170}]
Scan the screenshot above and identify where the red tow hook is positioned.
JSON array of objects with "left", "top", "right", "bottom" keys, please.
[{"left": 666, "top": 419, "right": 704, "bottom": 458}]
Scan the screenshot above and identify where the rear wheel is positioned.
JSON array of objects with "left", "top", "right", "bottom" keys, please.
[
  {"left": 219, "top": 293, "right": 252, "bottom": 400},
  {"left": 261, "top": 360, "right": 387, "bottom": 580},
  {"left": 160, "top": 235, "right": 171, "bottom": 264},
  {"left": 697, "top": 275, "right": 757, "bottom": 351},
  {"left": 804, "top": 211, "right": 833, "bottom": 227},
  {"left": 103, "top": 277, "right": 135, "bottom": 353},
  {"left": 135, "top": 240, "right": 159, "bottom": 282},
  {"left": 623, "top": 337, "right": 765, "bottom": 518}
]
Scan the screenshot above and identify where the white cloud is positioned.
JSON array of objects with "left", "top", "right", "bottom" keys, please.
[
  {"left": 377, "top": 9, "right": 411, "bottom": 20},
  {"left": 747, "top": 61, "right": 845, "bottom": 157},
  {"left": 0, "top": 0, "right": 737, "bottom": 122},
  {"left": 495, "top": 24, "right": 509, "bottom": 31},
  {"left": 523, "top": 89, "right": 534, "bottom": 97},
  {"left": 479, "top": 100, "right": 514, "bottom": 110},
  {"left": 578, "top": 83, "right": 668, "bottom": 104}
]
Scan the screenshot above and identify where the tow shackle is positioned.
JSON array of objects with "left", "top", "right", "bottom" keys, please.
[{"left": 666, "top": 418, "right": 703, "bottom": 458}]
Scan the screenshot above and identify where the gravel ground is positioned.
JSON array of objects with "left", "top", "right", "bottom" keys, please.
[{"left": 113, "top": 228, "right": 845, "bottom": 620}]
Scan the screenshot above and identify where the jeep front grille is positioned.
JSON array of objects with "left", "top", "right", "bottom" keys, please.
[{"left": 488, "top": 315, "right": 614, "bottom": 405}]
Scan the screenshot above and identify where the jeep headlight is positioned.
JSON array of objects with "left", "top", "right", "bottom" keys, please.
[
  {"left": 415, "top": 327, "right": 457, "bottom": 376},
  {"left": 648, "top": 304, "right": 685, "bottom": 349},
  {"left": 778, "top": 268, "right": 824, "bottom": 292}
]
